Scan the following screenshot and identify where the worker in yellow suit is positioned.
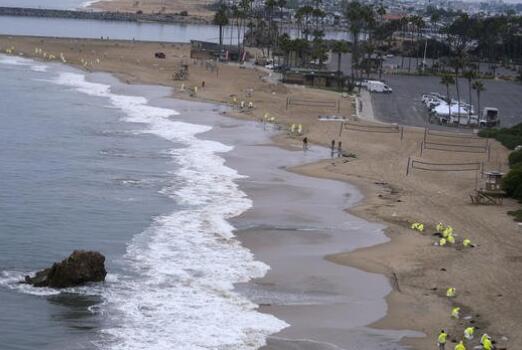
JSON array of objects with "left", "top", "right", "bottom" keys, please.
[
  {"left": 463, "top": 239, "right": 474, "bottom": 248},
  {"left": 451, "top": 307, "right": 460, "bottom": 319},
  {"left": 482, "top": 335, "right": 493, "bottom": 350},
  {"left": 455, "top": 340, "right": 466, "bottom": 350},
  {"left": 446, "top": 288, "right": 456, "bottom": 297},
  {"left": 437, "top": 330, "right": 448, "bottom": 350},
  {"left": 464, "top": 326, "right": 474, "bottom": 340},
  {"left": 410, "top": 223, "right": 424, "bottom": 232}
]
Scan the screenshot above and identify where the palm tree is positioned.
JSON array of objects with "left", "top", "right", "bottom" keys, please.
[
  {"left": 277, "top": 0, "right": 287, "bottom": 38},
  {"left": 449, "top": 55, "right": 465, "bottom": 125},
  {"left": 463, "top": 69, "right": 476, "bottom": 118},
  {"left": 332, "top": 40, "right": 349, "bottom": 90},
  {"left": 377, "top": 4, "right": 386, "bottom": 22},
  {"left": 412, "top": 15, "right": 425, "bottom": 71},
  {"left": 399, "top": 16, "right": 408, "bottom": 69},
  {"left": 278, "top": 33, "right": 292, "bottom": 66},
  {"left": 332, "top": 40, "right": 349, "bottom": 73},
  {"left": 345, "top": 1, "right": 366, "bottom": 83},
  {"left": 265, "top": 0, "right": 277, "bottom": 56},
  {"left": 430, "top": 12, "right": 441, "bottom": 66},
  {"left": 407, "top": 16, "right": 414, "bottom": 73},
  {"left": 297, "top": 5, "right": 313, "bottom": 40},
  {"left": 472, "top": 80, "right": 485, "bottom": 119},
  {"left": 441, "top": 74, "right": 455, "bottom": 120},
  {"left": 213, "top": 6, "right": 229, "bottom": 46}
]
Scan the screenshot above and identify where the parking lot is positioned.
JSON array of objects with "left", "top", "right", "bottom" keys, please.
[{"left": 371, "top": 74, "right": 522, "bottom": 128}]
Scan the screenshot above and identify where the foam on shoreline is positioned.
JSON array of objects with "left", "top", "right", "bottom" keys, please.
[
  {"left": 0, "top": 53, "right": 287, "bottom": 349},
  {"left": 49, "top": 71, "right": 288, "bottom": 349}
]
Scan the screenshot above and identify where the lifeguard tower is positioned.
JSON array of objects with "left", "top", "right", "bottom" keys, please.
[{"left": 470, "top": 171, "right": 505, "bottom": 205}]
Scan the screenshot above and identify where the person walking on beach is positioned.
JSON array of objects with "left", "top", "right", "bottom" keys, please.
[
  {"left": 331, "top": 139, "right": 335, "bottom": 158},
  {"left": 437, "top": 330, "right": 448, "bottom": 350},
  {"left": 303, "top": 137, "right": 308, "bottom": 151},
  {"left": 455, "top": 340, "right": 466, "bottom": 350}
]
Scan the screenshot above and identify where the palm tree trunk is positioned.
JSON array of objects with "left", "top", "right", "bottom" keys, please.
[
  {"left": 447, "top": 85, "right": 451, "bottom": 120},
  {"left": 455, "top": 73, "right": 461, "bottom": 126},
  {"left": 468, "top": 79, "right": 473, "bottom": 117},
  {"left": 477, "top": 91, "right": 481, "bottom": 120},
  {"left": 237, "top": 17, "right": 241, "bottom": 62},
  {"left": 337, "top": 53, "right": 342, "bottom": 91}
]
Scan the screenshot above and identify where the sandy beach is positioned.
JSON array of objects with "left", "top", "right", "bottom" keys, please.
[
  {"left": 1, "top": 35, "right": 521, "bottom": 350},
  {"left": 89, "top": 0, "right": 216, "bottom": 23}
]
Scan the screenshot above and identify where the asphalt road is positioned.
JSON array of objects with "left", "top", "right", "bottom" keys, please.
[{"left": 371, "top": 75, "right": 522, "bottom": 128}]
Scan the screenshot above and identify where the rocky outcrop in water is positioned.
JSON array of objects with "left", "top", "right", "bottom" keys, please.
[{"left": 25, "top": 250, "right": 107, "bottom": 288}]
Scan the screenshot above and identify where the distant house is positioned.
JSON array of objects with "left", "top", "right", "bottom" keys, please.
[{"left": 383, "top": 13, "right": 407, "bottom": 22}]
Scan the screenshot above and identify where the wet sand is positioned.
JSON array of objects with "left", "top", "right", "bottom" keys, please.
[{"left": 149, "top": 96, "right": 421, "bottom": 349}]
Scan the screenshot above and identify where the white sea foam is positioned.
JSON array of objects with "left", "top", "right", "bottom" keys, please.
[
  {"left": 0, "top": 270, "right": 113, "bottom": 297},
  {"left": 0, "top": 271, "right": 61, "bottom": 296},
  {"left": 0, "top": 54, "right": 49, "bottom": 72},
  {"left": 31, "top": 65, "right": 49, "bottom": 72},
  {"left": 80, "top": 0, "right": 102, "bottom": 8},
  {"left": 51, "top": 72, "right": 288, "bottom": 349}
]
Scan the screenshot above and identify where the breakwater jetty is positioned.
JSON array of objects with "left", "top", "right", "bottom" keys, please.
[{"left": 0, "top": 7, "right": 209, "bottom": 24}]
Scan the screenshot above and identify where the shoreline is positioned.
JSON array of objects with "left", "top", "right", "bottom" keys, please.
[{"left": 1, "top": 35, "right": 520, "bottom": 350}]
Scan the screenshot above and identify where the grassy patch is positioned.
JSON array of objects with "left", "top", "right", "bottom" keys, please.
[{"left": 508, "top": 209, "right": 522, "bottom": 222}]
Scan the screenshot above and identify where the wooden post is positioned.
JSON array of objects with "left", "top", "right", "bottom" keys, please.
[
  {"left": 286, "top": 96, "right": 289, "bottom": 111},
  {"left": 423, "top": 127, "right": 427, "bottom": 144},
  {"left": 420, "top": 141, "right": 424, "bottom": 157},
  {"left": 337, "top": 99, "right": 340, "bottom": 113},
  {"left": 406, "top": 157, "right": 411, "bottom": 176},
  {"left": 487, "top": 144, "right": 491, "bottom": 162},
  {"left": 338, "top": 120, "right": 344, "bottom": 137},
  {"left": 400, "top": 127, "right": 404, "bottom": 142}
]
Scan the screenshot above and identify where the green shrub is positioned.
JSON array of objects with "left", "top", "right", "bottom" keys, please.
[
  {"left": 502, "top": 168, "right": 522, "bottom": 200},
  {"left": 508, "top": 209, "right": 522, "bottom": 222},
  {"left": 479, "top": 122, "right": 522, "bottom": 150},
  {"left": 509, "top": 149, "right": 522, "bottom": 167}
]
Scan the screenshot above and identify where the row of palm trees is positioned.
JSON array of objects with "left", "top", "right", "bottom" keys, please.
[
  {"left": 213, "top": 0, "right": 380, "bottom": 74},
  {"left": 440, "top": 68, "right": 486, "bottom": 125}
]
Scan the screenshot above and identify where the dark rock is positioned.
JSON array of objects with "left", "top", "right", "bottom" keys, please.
[{"left": 25, "top": 250, "right": 106, "bottom": 288}]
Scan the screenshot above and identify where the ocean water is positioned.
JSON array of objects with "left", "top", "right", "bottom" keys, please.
[{"left": 0, "top": 55, "right": 286, "bottom": 349}]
